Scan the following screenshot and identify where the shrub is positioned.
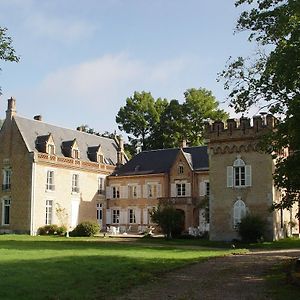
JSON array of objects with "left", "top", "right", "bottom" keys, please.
[
  {"left": 237, "top": 214, "right": 266, "bottom": 243},
  {"left": 150, "top": 204, "right": 184, "bottom": 239},
  {"left": 38, "top": 224, "right": 66, "bottom": 236},
  {"left": 71, "top": 221, "right": 100, "bottom": 237}
]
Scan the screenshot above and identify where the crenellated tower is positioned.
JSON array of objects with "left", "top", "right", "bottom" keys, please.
[{"left": 206, "top": 115, "right": 292, "bottom": 241}]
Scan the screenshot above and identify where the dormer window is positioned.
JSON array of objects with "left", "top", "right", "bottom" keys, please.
[
  {"left": 73, "top": 149, "right": 80, "bottom": 159},
  {"left": 178, "top": 164, "right": 184, "bottom": 174},
  {"left": 47, "top": 144, "right": 55, "bottom": 155},
  {"left": 87, "top": 145, "right": 103, "bottom": 163},
  {"left": 62, "top": 139, "right": 79, "bottom": 159},
  {"left": 98, "top": 154, "right": 104, "bottom": 164}
]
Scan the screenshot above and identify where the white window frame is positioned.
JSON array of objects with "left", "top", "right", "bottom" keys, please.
[
  {"left": 112, "top": 209, "right": 120, "bottom": 224},
  {"left": 2, "top": 198, "right": 11, "bottom": 225},
  {"left": 47, "top": 143, "right": 55, "bottom": 155},
  {"left": 178, "top": 164, "right": 184, "bottom": 175},
  {"left": 233, "top": 198, "right": 247, "bottom": 229},
  {"left": 129, "top": 208, "right": 136, "bottom": 224},
  {"left": 176, "top": 183, "right": 186, "bottom": 197},
  {"left": 97, "top": 177, "right": 105, "bottom": 195},
  {"left": 112, "top": 186, "right": 120, "bottom": 199},
  {"left": 46, "top": 170, "right": 55, "bottom": 191},
  {"left": 96, "top": 203, "right": 103, "bottom": 221},
  {"left": 45, "top": 200, "right": 53, "bottom": 225},
  {"left": 72, "top": 174, "right": 80, "bottom": 193},
  {"left": 227, "top": 156, "right": 251, "bottom": 188},
  {"left": 2, "top": 168, "right": 11, "bottom": 191},
  {"left": 72, "top": 148, "right": 80, "bottom": 159},
  {"left": 128, "top": 185, "right": 138, "bottom": 198}
]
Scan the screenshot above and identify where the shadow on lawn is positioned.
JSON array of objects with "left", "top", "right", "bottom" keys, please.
[{"left": 0, "top": 252, "right": 196, "bottom": 300}]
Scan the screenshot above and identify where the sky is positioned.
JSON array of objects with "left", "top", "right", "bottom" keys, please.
[{"left": 0, "top": 0, "right": 258, "bottom": 135}]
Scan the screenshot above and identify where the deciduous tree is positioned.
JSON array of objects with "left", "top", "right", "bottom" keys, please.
[{"left": 219, "top": 0, "right": 300, "bottom": 216}]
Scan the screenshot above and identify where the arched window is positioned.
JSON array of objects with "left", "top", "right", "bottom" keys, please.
[
  {"left": 227, "top": 156, "right": 251, "bottom": 188},
  {"left": 233, "top": 198, "right": 246, "bottom": 228}
]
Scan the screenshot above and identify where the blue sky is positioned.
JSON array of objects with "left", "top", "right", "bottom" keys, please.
[{"left": 0, "top": 0, "right": 257, "bottom": 134}]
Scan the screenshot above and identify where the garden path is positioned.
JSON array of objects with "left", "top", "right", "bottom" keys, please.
[{"left": 117, "top": 249, "right": 300, "bottom": 300}]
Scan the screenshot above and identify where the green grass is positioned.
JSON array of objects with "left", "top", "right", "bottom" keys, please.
[
  {"left": 266, "top": 261, "right": 300, "bottom": 299},
  {"left": 0, "top": 235, "right": 239, "bottom": 300}
]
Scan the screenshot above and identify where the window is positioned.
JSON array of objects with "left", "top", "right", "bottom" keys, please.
[
  {"left": 47, "top": 144, "right": 55, "bottom": 155},
  {"left": 129, "top": 185, "right": 137, "bottom": 198},
  {"left": 96, "top": 203, "right": 103, "bottom": 222},
  {"left": 73, "top": 149, "right": 80, "bottom": 159},
  {"left": 112, "top": 186, "right": 120, "bottom": 198},
  {"left": 227, "top": 156, "right": 251, "bottom": 188},
  {"left": 147, "top": 184, "right": 157, "bottom": 198},
  {"left": 129, "top": 209, "right": 136, "bottom": 223},
  {"left": 176, "top": 183, "right": 186, "bottom": 196},
  {"left": 98, "top": 154, "right": 104, "bottom": 163},
  {"left": 178, "top": 164, "right": 184, "bottom": 175},
  {"left": 233, "top": 199, "right": 246, "bottom": 228},
  {"left": 2, "top": 198, "right": 11, "bottom": 225},
  {"left": 205, "top": 182, "right": 210, "bottom": 197},
  {"left": 45, "top": 200, "right": 53, "bottom": 225},
  {"left": 97, "top": 177, "right": 105, "bottom": 195},
  {"left": 2, "top": 169, "right": 11, "bottom": 191},
  {"left": 112, "top": 209, "right": 120, "bottom": 224},
  {"left": 72, "top": 174, "right": 79, "bottom": 193},
  {"left": 46, "top": 170, "right": 55, "bottom": 191}
]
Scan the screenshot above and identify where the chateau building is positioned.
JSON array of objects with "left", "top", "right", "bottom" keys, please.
[
  {"left": 0, "top": 97, "right": 298, "bottom": 240},
  {"left": 0, "top": 98, "right": 125, "bottom": 234},
  {"left": 106, "top": 146, "right": 210, "bottom": 233}
]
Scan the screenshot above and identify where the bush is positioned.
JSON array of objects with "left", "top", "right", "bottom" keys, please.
[
  {"left": 38, "top": 224, "right": 66, "bottom": 236},
  {"left": 70, "top": 221, "right": 100, "bottom": 237},
  {"left": 237, "top": 214, "right": 266, "bottom": 243}
]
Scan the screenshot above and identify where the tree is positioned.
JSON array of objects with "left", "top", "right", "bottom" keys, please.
[
  {"left": 117, "top": 88, "right": 227, "bottom": 152},
  {"left": 150, "top": 204, "right": 184, "bottom": 239},
  {"left": 183, "top": 88, "right": 229, "bottom": 145},
  {"left": 0, "top": 119, "right": 3, "bottom": 128},
  {"left": 219, "top": 0, "right": 300, "bottom": 217},
  {"left": 0, "top": 27, "right": 19, "bottom": 94},
  {"left": 116, "top": 91, "right": 164, "bottom": 150}
]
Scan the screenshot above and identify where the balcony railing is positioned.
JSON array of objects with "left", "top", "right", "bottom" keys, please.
[
  {"left": 2, "top": 184, "right": 11, "bottom": 191},
  {"left": 158, "top": 196, "right": 202, "bottom": 206}
]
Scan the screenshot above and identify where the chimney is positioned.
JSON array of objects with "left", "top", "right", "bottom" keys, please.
[
  {"left": 33, "top": 115, "right": 42, "bottom": 121},
  {"left": 6, "top": 97, "right": 16, "bottom": 120},
  {"left": 116, "top": 135, "right": 124, "bottom": 166}
]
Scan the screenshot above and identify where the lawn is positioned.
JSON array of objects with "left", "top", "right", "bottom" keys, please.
[{"left": 0, "top": 235, "right": 239, "bottom": 300}]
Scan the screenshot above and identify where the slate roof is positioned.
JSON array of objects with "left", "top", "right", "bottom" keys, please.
[
  {"left": 113, "top": 146, "right": 208, "bottom": 176},
  {"left": 14, "top": 116, "right": 119, "bottom": 165}
]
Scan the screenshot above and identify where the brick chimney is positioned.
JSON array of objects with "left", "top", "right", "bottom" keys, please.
[{"left": 6, "top": 97, "right": 16, "bottom": 120}]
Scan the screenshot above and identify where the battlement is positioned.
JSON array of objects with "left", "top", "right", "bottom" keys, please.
[{"left": 205, "top": 115, "right": 278, "bottom": 142}]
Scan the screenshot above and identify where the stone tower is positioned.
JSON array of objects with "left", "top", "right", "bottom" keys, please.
[{"left": 206, "top": 115, "right": 292, "bottom": 241}]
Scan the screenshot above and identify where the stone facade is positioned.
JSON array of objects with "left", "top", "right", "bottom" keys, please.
[
  {"left": 206, "top": 116, "right": 298, "bottom": 241},
  {"left": 0, "top": 98, "right": 122, "bottom": 234}
]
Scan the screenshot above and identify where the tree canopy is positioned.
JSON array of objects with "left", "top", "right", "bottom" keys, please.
[
  {"left": 116, "top": 88, "right": 228, "bottom": 154},
  {"left": 0, "top": 27, "right": 19, "bottom": 94},
  {"left": 219, "top": 0, "right": 300, "bottom": 215}
]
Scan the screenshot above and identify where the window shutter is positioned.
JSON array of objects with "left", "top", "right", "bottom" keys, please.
[
  {"left": 106, "top": 208, "right": 111, "bottom": 224},
  {"left": 171, "top": 183, "right": 176, "bottom": 197},
  {"left": 227, "top": 166, "right": 233, "bottom": 188},
  {"left": 186, "top": 183, "right": 191, "bottom": 196},
  {"left": 105, "top": 187, "right": 112, "bottom": 199},
  {"left": 120, "top": 186, "right": 128, "bottom": 199},
  {"left": 143, "top": 184, "right": 148, "bottom": 198},
  {"left": 135, "top": 208, "right": 141, "bottom": 224},
  {"left": 120, "top": 209, "right": 127, "bottom": 224},
  {"left": 199, "top": 181, "right": 206, "bottom": 196},
  {"left": 143, "top": 208, "right": 148, "bottom": 224},
  {"left": 157, "top": 184, "right": 161, "bottom": 197},
  {"left": 136, "top": 185, "right": 141, "bottom": 198},
  {"left": 245, "top": 165, "right": 252, "bottom": 186}
]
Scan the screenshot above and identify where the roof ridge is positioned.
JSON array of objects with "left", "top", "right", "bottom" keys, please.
[{"left": 14, "top": 115, "right": 115, "bottom": 142}]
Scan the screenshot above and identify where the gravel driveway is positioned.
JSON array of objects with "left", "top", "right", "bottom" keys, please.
[{"left": 117, "top": 249, "right": 300, "bottom": 300}]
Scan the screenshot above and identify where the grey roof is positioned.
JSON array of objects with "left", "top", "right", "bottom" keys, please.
[
  {"left": 14, "top": 116, "right": 119, "bottom": 165},
  {"left": 113, "top": 146, "right": 208, "bottom": 176}
]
